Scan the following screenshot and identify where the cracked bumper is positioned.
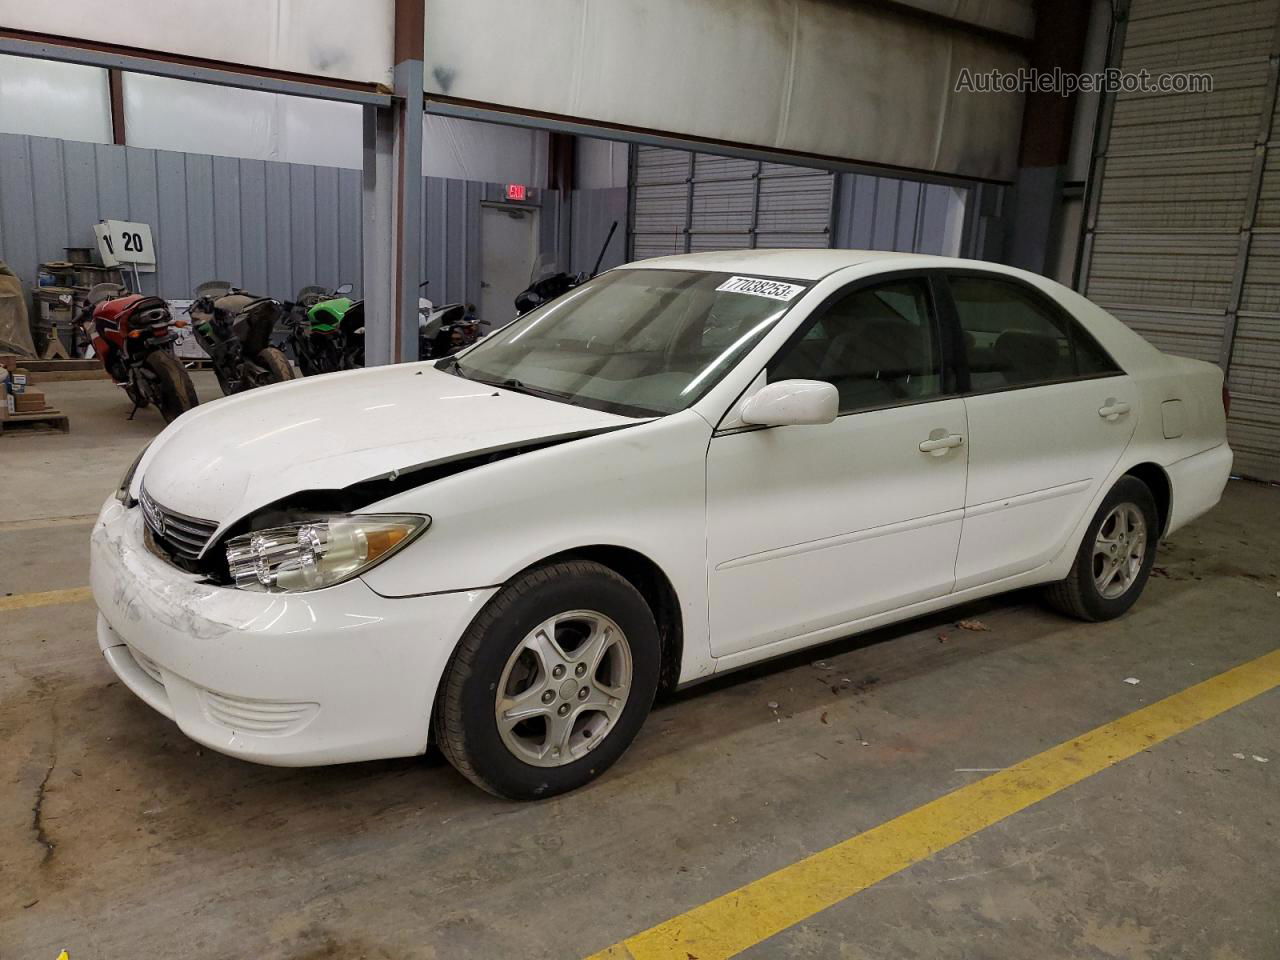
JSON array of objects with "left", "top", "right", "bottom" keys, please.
[{"left": 89, "top": 497, "right": 497, "bottom": 766}]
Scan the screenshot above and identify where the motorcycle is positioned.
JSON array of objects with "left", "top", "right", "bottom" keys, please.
[
  {"left": 187, "top": 281, "right": 297, "bottom": 395},
  {"left": 76, "top": 283, "right": 199, "bottom": 422},
  {"left": 283, "top": 283, "right": 355, "bottom": 376},
  {"left": 513, "top": 220, "right": 618, "bottom": 317},
  {"left": 418, "top": 282, "right": 488, "bottom": 359}
]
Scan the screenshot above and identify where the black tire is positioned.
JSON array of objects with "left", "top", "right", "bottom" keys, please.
[
  {"left": 1043, "top": 475, "right": 1159, "bottom": 622},
  {"left": 255, "top": 346, "right": 297, "bottom": 385},
  {"left": 144, "top": 350, "right": 198, "bottom": 423},
  {"left": 434, "top": 561, "right": 661, "bottom": 800}
]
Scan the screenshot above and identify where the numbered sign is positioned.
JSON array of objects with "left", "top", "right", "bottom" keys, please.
[{"left": 95, "top": 220, "right": 156, "bottom": 266}]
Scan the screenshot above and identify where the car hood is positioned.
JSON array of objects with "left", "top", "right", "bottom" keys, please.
[{"left": 136, "top": 363, "right": 637, "bottom": 527}]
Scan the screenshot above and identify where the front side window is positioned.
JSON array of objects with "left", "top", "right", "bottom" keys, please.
[
  {"left": 767, "top": 278, "right": 944, "bottom": 414},
  {"left": 448, "top": 269, "right": 807, "bottom": 416},
  {"left": 949, "top": 275, "right": 1120, "bottom": 390}
]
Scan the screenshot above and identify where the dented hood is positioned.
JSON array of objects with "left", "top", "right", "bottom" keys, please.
[{"left": 136, "top": 363, "right": 635, "bottom": 527}]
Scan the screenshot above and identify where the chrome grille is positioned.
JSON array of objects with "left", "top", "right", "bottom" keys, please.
[{"left": 139, "top": 485, "right": 219, "bottom": 560}]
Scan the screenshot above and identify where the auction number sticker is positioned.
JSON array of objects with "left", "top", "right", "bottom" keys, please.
[{"left": 715, "top": 276, "right": 806, "bottom": 301}]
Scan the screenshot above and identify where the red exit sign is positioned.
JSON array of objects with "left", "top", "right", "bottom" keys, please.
[{"left": 505, "top": 183, "right": 528, "bottom": 202}]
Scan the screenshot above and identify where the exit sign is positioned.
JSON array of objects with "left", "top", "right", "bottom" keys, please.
[{"left": 505, "top": 183, "right": 528, "bottom": 202}]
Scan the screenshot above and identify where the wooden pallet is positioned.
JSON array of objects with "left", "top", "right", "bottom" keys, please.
[{"left": 0, "top": 408, "right": 71, "bottom": 434}]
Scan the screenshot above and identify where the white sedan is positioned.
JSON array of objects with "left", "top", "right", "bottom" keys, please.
[{"left": 90, "top": 250, "right": 1232, "bottom": 799}]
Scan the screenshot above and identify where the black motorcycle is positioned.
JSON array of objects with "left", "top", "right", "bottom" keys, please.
[
  {"left": 513, "top": 221, "right": 618, "bottom": 317},
  {"left": 283, "top": 283, "right": 354, "bottom": 376},
  {"left": 188, "top": 281, "right": 297, "bottom": 395}
]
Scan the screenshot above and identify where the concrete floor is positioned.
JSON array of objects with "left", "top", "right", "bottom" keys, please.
[{"left": 2, "top": 376, "right": 1277, "bottom": 959}]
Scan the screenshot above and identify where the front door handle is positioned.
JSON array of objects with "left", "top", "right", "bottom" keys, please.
[
  {"left": 1098, "top": 399, "right": 1131, "bottom": 421},
  {"left": 919, "top": 433, "right": 964, "bottom": 455}
]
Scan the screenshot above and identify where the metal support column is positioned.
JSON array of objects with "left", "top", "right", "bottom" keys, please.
[
  {"left": 362, "top": 0, "right": 424, "bottom": 366},
  {"left": 394, "top": 60, "right": 424, "bottom": 363},
  {"left": 362, "top": 104, "right": 396, "bottom": 366}
]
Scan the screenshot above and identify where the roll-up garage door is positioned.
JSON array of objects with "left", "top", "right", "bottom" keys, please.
[
  {"left": 629, "top": 145, "right": 835, "bottom": 259},
  {"left": 1081, "top": 0, "right": 1280, "bottom": 482}
]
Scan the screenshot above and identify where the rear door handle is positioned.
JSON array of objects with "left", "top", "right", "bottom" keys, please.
[
  {"left": 1098, "top": 399, "right": 1131, "bottom": 421},
  {"left": 919, "top": 433, "right": 964, "bottom": 455}
]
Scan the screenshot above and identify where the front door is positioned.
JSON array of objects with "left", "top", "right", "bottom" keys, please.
[
  {"left": 479, "top": 205, "right": 538, "bottom": 323},
  {"left": 706, "top": 275, "right": 968, "bottom": 658}
]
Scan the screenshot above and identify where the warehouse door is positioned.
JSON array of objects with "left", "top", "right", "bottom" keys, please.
[
  {"left": 628, "top": 145, "right": 971, "bottom": 263},
  {"left": 1080, "top": 0, "right": 1280, "bottom": 482},
  {"left": 479, "top": 205, "right": 537, "bottom": 322},
  {"left": 629, "top": 147, "right": 837, "bottom": 258}
]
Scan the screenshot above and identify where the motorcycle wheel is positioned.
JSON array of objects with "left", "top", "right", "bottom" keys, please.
[
  {"left": 145, "top": 351, "right": 199, "bottom": 423},
  {"left": 256, "top": 346, "right": 297, "bottom": 384}
]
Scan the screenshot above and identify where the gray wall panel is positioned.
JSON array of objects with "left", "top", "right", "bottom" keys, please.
[
  {"left": 1, "top": 132, "right": 562, "bottom": 344},
  {"left": 337, "top": 168, "right": 363, "bottom": 288},
  {"left": 263, "top": 160, "right": 293, "bottom": 297},
  {"left": 212, "top": 155, "right": 243, "bottom": 284},
  {"left": 94, "top": 142, "right": 128, "bottom": 218},
  {"left": 29, "top": 138, "right": 68, "bottom": 261},
  {"left": 0, "top": 136, "right": 38, "bottom": 287},
  {"left": 238, "top": 160, "right": 269, "bottom": 294},
  {"left": 288, "top": 163, "right": 317, "bottom": 291},
  {"left": 154, "top": 149, "right": 191, "bottom": 296},
  {"left": 314, "top": 165, "right": 340, "bottom": 286},
  {"left": 183, "top": 153, "right": 217, "bottom": 290},
  {"left": 62, "top": 139, "right": 101, "bottom": 244}
]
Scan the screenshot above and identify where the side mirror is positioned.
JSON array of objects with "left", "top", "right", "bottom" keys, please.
[
  {"left": 335, "top": 282, "right": 354, "bottom": 295},
  {"left": 740, "top": 379, "right": 838, "bottom": 427}
]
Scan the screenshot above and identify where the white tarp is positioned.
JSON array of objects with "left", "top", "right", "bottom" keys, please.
[
  {"left": 0, "top": 0, "right": 394, "bottom": 86},
  {"left": 423, "top": 0, "right": 1027, "bottom": 181},
  {"left": 0, "top": 54, "right": 111, "bottom": 144},
  {"left": 122, "top": 74, "right": 548, "bottom": 183},
  {"left": 122, "top": 73, "right": 364, "bottom": 168}
]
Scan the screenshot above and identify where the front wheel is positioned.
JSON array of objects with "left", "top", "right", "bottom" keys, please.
[
  {"left": 143, "top": 350, "right": 199, "bottom": 423},
  {"left": 254, "top": 346, "right": 297, "bottom": 385},
  {"left": 434, "top": 561, "right": 661, "bottom": 800},
  {"left": 1043, "top": 475, "right": 1159, "bottom": 621}
]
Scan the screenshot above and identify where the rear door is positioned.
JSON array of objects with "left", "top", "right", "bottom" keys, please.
[{"left": 943, "top": 273, "right": 1136, "bottom": 590}]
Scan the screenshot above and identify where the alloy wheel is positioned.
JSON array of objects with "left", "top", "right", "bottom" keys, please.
[
  {"left": 1092, "top": 502, "right": 1147, "bottom": 600},
  {"left": 494, "top": 610, "right": 633, "bottom": 768}
]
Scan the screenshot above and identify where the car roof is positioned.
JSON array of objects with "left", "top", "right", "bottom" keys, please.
[{"left": 622, "top": 248, "right": 953, "bottom": 281}]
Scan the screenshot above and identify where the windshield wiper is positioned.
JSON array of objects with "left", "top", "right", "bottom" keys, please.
[
  {"left": 437, "top": 356, "right": 469, "bottom": 379},
  {"left": 478, "top": 376, "right": 575, "bottom": 404}
]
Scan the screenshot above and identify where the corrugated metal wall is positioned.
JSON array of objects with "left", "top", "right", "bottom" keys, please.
[
  {"left": 628, "top": 144, "right": 969, "bottom": 261},
  {"left": 0, "top": 132, "right": 560, "bottom": 323},
  {"left": 0, "top": 133, "right": 364, "bottom": 302},
  {"left": 831, "top": 174, "right": 966, "bottom": 255},
  {"left": 1080, "top": 0, "right": 1280, "bottom": 482}
]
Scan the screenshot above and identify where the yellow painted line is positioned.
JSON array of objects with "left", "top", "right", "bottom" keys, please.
[
  {"left": 588, "top": 647, "right": 1280, "bottom": 960},
  {"left": 0, "top": 586, "right": 93, "bottom": 612}
]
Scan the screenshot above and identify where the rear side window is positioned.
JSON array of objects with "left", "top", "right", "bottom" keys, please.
[{"left": 948, "top": 275, "right": 1120, "bottom": 390}]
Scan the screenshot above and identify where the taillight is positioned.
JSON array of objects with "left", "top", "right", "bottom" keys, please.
[{"left": 1222, "top": 383, "right": 1231, "bottom": 419}]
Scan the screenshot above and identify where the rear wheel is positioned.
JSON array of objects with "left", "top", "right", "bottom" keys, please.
[
  {"left": 144, "top": 350, "right": 198, "bottom": 423},
  {"left": 434, "top": 561, "right": 661, "bottom": 800},
  {"left": 1043, "top": 475, "right": 1159, "bottom": 621},
  {"left": 251, "top": 346, "right": 296, "bottom": 385}
]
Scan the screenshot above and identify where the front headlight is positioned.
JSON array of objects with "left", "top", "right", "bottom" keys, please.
[
  {"left": 225, "top": 514, "right": 429, "bottom": 593},
  {"left": 116, "top": 442, "right": 151, "bottom": 504}
]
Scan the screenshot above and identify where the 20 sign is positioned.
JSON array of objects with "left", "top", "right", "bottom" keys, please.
[{"left": 94, "top": 220, "right": 156, "bottom": 267}]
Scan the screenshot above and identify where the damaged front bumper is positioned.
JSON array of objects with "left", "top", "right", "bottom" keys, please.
[{"left": 89, "top": 497, "right": 496, "bottom": 766}]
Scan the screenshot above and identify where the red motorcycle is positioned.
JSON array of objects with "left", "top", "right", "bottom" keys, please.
[{"left": 78, "top": 283, "right": 199, "bottom": 422}]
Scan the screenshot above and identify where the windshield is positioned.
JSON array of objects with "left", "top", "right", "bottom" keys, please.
[{"left": 445, "top": 269, "right": 808, "bottom": 417}]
